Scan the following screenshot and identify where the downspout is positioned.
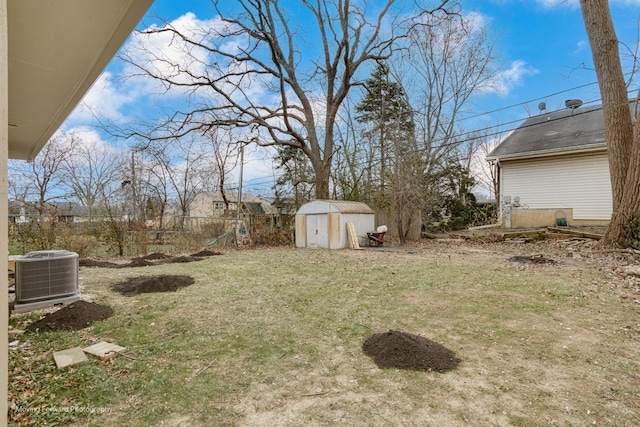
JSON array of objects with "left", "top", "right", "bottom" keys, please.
[{"left": 495, "top": 158, "right": 504, "bottom": 226}]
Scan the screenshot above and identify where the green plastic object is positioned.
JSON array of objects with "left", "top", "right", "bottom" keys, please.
[
  {"left": 206, "top": 231, "right": 234, "bottom": 247},
  {"left": 555, "top": 217, "right": 567, "bottom": 227}
]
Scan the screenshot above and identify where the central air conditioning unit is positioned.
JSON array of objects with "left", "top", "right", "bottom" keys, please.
[{"left": 13, "top": 250, "right": 80, "bottom": 313}]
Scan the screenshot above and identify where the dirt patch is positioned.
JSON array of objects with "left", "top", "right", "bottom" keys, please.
[
  {"left": 111, "top": 274, "right": 195, "bottom": 296},
  {"left": 155, "top": 256, "right": 202, "bottom": 264},
  {"left": 24, "top": 300, "right": 114, "bottom": 333},
  {"left": 362, "top": 330, "right": 461, "bottom": 372},
  {"left": 508, "top": 254, "right": 558, "bottom": 265}
]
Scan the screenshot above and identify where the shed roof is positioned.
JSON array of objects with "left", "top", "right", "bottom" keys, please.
[
  {"left": 296, "top": 200, "right": 375, "bottom": 215},
  {"left": 487, "top": 103, "right": 612, "bottom": 161}
]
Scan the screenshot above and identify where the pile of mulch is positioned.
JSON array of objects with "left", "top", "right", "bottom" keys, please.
[
  {"left": 137, "top": 252, "right": 172, "bottom": 260},
  {"left": 25, "top": 300, "right": 114, "bottom": 333},
  {"left": 111, "top": 275, "right": 195, "bottom": 296},
  {"left": 362, "top": 330, "right": 461, "bottom": 372},
  {"left": 80, "top": 251, "right": 221, "bottom": 269},
  {"left": 190, "top": 250, "right": 222, "bottom": 257},
  {"left": 79, "top": 259, "right": 120, "bottom": 268},
  {"left": 508, "top": 255, "right": 558, "bottom": 265},
  {"left": 156, "top": 256, "right": 202, "bottom": 264},
  {"left": 79, "top": 258, "right": 154, "bottom": 268}
]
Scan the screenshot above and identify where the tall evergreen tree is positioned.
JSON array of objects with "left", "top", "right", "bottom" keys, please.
[
  {"left": 272, "top": 145, "right": 315, "bottom": 212},
  {"left": 356, "top": 63, "right": 419, "bottom": 244},
  {"left": 356, "top": 63, "right": 416, "bottom": 191}
]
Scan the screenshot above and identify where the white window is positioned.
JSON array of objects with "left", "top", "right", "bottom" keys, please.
[{"left": 213, "top": 202, "right": 235, "bottom": 211}]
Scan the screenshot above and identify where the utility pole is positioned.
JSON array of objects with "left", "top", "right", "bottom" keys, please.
[
  {"left": 235, "top": 144, "right": 251, "bottom": 246},
  {"left": 130, "top": 150, "right": 137, "bottom": 220},
  {"left": 237, "top": 144, "right": 244, "bottom": 221}
]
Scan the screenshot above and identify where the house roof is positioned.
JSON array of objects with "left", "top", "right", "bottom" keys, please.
[
  {"left": 8, "top": 0, "right": 154, "bottom": 160},
  {"left": 197, "top": 191, "right": 264, "bottom": 204},
  {"left": 195, "top": 191, "right": 278, "bottom": 215},
  {"left": 487, "top": 103, "right": 609, "bottom": 161},
  {"left": 296, "top": 200, "right": 375, "bottom": 215}
]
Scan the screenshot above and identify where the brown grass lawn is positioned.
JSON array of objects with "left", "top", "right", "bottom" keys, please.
[{"left": 8, "top": 239, "right": 640, "bottom": 426}]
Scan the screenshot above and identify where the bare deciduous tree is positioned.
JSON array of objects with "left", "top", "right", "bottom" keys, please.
[
  {"left": 8, "top": 131, "right": 77, "bottom": 222},
  {"left": 8, "top": 131, "right": 78, "bottom": 248},
  {"left": 140, "top": 136, "right": 213, "bottom": 229},
  {"left": 401, "top": 12, "right": 498, "bottom": 181},
  {"left": 62, "top": 136, "right": 128, "bottom": 223},
  {"left": 119, "top": 0, "right": 452, "bottom": 199},
  {"left": 205, "top": 128, "right": 239, "bottom": 215}
]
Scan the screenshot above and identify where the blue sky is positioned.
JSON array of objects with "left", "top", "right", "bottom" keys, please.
[
  {"left": 64, "top": 0, "right": 640, "bottom": 196},
  {"left": 468, "top": 0, "right": 639, "bottom": 113}
]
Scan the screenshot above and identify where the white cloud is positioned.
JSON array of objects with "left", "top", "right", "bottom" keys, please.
[
  {"left": 571, "top": 40, "right": 588, "bottom": 56},
  {"left": 463, "top": 11, "right": 490, "bottom": 33},
  {"left": 58, "top": 126, "right": 127, "bottom": 154},
  {"left": 241, "top": 146, "right": 277, "bottom": 186},
  {"left": 68, "top": 72, "right": 134, "bottom": 124},
  {"left": 481, "top": 60, "right": 539, "bottom": 97},
  {"left": 122, "top": 12, "right": 223, "bottom": 94},
  {"left": 68, "top": 12, "right": 226, "bottom": 127}
]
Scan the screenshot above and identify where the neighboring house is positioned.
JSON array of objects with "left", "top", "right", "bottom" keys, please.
[
  {"left": 190, "top": 192, "right": 278, "bottom": 218},
  {"left": 487, "top": 102, "right": 617, "bottom": 228},
  {"left": 52, "top": 202, "right": 93, "bottom": 223},
  {"left": 8, "top": 201, "right": 118, "bottom": 224}
]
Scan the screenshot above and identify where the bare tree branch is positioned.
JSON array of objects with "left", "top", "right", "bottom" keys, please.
[{"left": 114, "top": 0, "right": 454, "bottom": 198}]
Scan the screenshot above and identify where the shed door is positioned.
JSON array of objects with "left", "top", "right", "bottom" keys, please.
[{"left": 306, "top": 214, "right": 328, "bottom": 248}]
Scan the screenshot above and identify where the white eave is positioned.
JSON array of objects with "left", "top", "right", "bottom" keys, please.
[
  {"left": 8, "top": 0, "right": 154, "bottom": 160},
  {"left": 486, "top": 143, "right": 607, "bottom": 162}
]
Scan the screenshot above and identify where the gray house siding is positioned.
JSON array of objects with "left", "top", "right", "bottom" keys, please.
[
  {"left": 501, "top": 153, "right": 612, "bottom": 220},
  {"left": 487, "top": 102, "right": 624, "bottom": 226}
]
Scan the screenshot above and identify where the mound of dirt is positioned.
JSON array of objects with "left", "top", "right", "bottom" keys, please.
[
  {"left": 25, "top": 300, "right": 114, "bottom": 333},
  {"left": 112, "top": 274, "right": 195, "bottom": 296},
  {"left": 362, "top": 330, "right": 461, "bottom": 372},
  {"left": 136, "top": 252, "right": 172, "bottom": 260},
  {"left": 80, "top": 252, "right": 215, "bottom": 269},
  {"left": 190, "top": 250, "right": 222, "bottom": 257},
  {"left": 79, "top": 259, "right": 118, "bottom": 268},
  {"left": 126, "top": 258, "right": 155, "bottom": 268},
  {"left": 79, "top": 258, "right": 154, "bottom": 268}
]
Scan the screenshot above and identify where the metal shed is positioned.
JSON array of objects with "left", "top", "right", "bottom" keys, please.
[{"left": 295, "top": 200, "right": 375, "bottom": 249}]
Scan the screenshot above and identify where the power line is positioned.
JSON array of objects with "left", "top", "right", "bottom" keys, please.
[
  {"left": 198, "top": 79, "right": 640, "bottom": 195},
  {"left": 457, "top": 80, "right": 601, "bottom": 122}
]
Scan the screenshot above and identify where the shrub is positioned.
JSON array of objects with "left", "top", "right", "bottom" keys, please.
[
  {"left": 56, "top": 225, "right": 99, "bottom": 258},
  {"left": 251, "top": 215, "right": 294, "bottom": 247}
]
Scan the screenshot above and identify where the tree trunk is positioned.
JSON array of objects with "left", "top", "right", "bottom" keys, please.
[
  {"left": 314, "top": 162, "right": 331, "bottom": 200},
  {"left": 580, "top": 0, "right": 639, "bottom": 247}
]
